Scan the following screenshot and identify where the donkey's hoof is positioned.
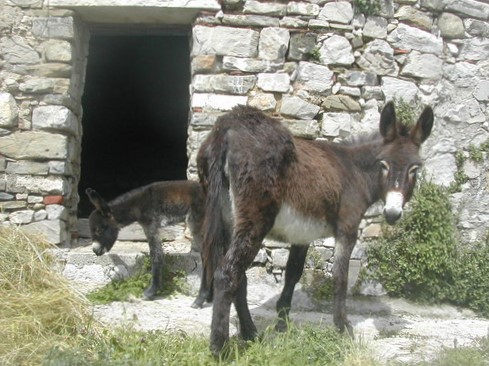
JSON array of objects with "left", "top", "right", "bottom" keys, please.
[
  {"left": 210, "top": 342, "right": 224, "bottom": 358},
  {"left": 191, "top": 297, "right": 204, "bottom": 309},
  {"left": 142, "top": 288, "right": 157, "bottom": 301},
  {"left": 275, "top": 319, "right": 288, "bottom": 333},
  {"left": 239, "top": 326, "right": 258, "bottom": 341},
  {"left": 345, "top": 322, "right": 354, "bottom": 339},
  {"left": 335, "top": 320, "right": 354, "bottom": 339}
]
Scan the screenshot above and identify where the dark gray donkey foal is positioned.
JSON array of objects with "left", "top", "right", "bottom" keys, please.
[
  {"left": 197, "top": 102, "right": 433, "bottom": 355},
  {"left": 86, "top": 180, "right": 212, "bottom": 307}
]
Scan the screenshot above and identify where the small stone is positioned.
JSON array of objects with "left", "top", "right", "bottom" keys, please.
[
  {"left": 318, "top": 1, "right": 353, "bottom": 24},
  {"left": 248, "top": 93, "right": 276, "bottom": 111},
  {"left": 438, "top": 12, "right": 465, "bottom": 38},
  {"left": 257, "top": 73, "right": 290, "bottom": 93},
  {"left": 43, "top": 195, "right": 64, "bottom": 205},
  {"left": 271, "top": 248, "right": 289, "bottom": 268},
  {"left": 322, "top": 95, "right": 361, "bottom": 112},
  {"left": 280, "top": 95, "right": 320, "bottom": 119},
  {"left": 0, "top": 93, "right": 18, "bottom": 128}
]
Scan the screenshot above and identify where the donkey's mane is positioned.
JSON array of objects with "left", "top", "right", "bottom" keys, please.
[{"left": 109, "top": 184, "right": 149, "bottom": 206}]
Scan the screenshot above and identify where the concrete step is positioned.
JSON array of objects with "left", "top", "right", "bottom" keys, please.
[
  {"left": 57, "top": 219, "right": 368, "bottom": 302},
  {"left": 56, "top": 237, "right": 203, "bottom": 294}
]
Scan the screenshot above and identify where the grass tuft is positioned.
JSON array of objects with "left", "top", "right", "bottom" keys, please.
[
  {"left": 87, "top": 253, "right": 188, "bottom": 304},
  {"left": 44, "top": 323, "right": 378, "bottom": 366},
  {"left": 0, "top": 226, "right": 101, "bottom": 366}
]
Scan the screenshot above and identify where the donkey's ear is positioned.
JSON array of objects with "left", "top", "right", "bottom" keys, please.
[
  {"left": 86, "top": 188, "right": 112, "bottom": 216},
  {"left": 379, "top": 101, "right": 397, "bottom": 143},
  {"left": 410, "top": 106, "right": 434, "bottom": 146}
]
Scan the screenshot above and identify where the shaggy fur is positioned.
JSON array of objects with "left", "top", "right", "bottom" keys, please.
[
  {"left": 86, "top": 180, "right": 211, "bottom": 306},
  {"left": 197, "top": 103, "right": 433, "bottom": 355}
]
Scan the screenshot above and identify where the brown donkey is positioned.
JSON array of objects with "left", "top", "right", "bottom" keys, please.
[
  {"left": 86, "top": 180, "right": 212, "bottom": 307},
  {"left": 197, "top": 102, "right": 433, "bottom": 355}
]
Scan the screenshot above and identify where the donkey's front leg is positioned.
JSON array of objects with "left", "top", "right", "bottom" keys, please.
[
  {"left": 142, "top": 223, "right": 163, "bottom": 300},
  {"left": 276, "top": 244, "right": 309, "bottom": 332},
  {"left": 332, "top": 233, "right": 356, "bottom": 337},
  {"left": 191, "top": 257, "right": 213, "bottom": 308}
]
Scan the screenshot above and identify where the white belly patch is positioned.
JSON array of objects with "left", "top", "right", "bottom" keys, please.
[{"left": 268, "top": 204, "right": 334, "bottom": 245}]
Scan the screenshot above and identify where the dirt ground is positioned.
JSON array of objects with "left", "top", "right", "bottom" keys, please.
[{"left": 91, "top": 266, "right": 489, "bottom": 365}]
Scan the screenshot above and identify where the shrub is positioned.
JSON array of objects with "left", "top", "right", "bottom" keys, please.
[
  {"left": 452, "top": 235, "right": 489, "bottom": 317},
  {"left": 366, "top": 179, "right": 489, "bottom": 316},
  {"left": 366, "top": 181, "right": 458, "bottom": 303}
]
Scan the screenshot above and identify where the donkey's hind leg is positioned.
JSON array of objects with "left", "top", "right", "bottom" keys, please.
[
  {"left": 275, "top": 244, "right": 309, "bottom": 332},
  {"left": 142, "top": 222, "right": 163, "bottom": 300},
  {"left": 210, "top": 222, "right": 272, "bottom": 356},
  {"left": 188, "top": 203, "right": 214, "bottom": 309},
  {"left": 234, "top": 272, "right": 257, "bottom": 340}
]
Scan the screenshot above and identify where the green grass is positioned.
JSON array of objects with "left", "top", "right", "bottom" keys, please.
[
  {"left": 43, "top": 323, "right": 489, "bottom": 366},
  {"left": 44, "top": 323, "right": 378, "bottom": 366},
  {"left": 417, "top": 336, "right": 489, "bottom": 366},
  {"left": 2, "top": 227, "right": 489, "bottom": 366},
  {"left": 87, "top": 254, "right": 188, "bottom": 304}
]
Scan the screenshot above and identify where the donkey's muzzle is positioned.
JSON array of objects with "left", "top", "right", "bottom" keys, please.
[
  {"left": 92, "top": 241, "right": 106, "bottom": 256},
  {"left": 384, "top": 208, "right": 402, "bottom": 225},
  {"left": 384, "top": 191, "right": 403, "bottom": 225}
]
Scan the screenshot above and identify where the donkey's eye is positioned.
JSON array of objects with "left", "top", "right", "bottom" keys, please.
[
  {"left": 409, "top": 165, "right": 420, "bottom": 177},
  {"left": 380, "top": 160, "right": 389, "bottom": 175}
]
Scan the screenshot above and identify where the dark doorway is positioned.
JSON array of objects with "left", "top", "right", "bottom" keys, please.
[{"left": 78, "top": 35, "right": 190, "bottom": 217}]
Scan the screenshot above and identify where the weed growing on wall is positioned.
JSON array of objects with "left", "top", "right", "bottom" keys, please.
[
  {"left": 450, "top": 139, "right": 488, "bottom": 193},
  {"left": 306, "top": 47, "right": 321, "bottom": 63},
  {"left": 394, "top": 98, "right": 417, "bottom": 126},
  {"left": 450, "top": 151, "right": 469, "bottom": 193},
  {"left": 354, "top": 0, "right": 381, "bottom": 16}
]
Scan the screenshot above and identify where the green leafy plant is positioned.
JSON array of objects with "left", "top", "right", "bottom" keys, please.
[
  {"left": 452, "top": 234, "right": 489, "bottom": 317},
  {"left": 366, "top": 178, "right": 489, "bottom": 317},
  {"left": 450, "top": 151, "right": 469, "bottom": 193},
  {"left": 306, "top": 47, "right": 321, "bottom": 63},
  {"left": 300, "top": 269, "right": 334, "bottom": 302},
  {"left": 354, "top": 0, "right": 381, "bottom": 16},
  {"left": 468, "top": 144, "right": 484, "bottom": 162},
  {"left": 394, "top": 98, "right": 417, "bottom": 127},
  {"left": 87, "top": 254, "right": 188, "bottom": 304},
  {"left": 366, "top": 181, "right": 458, "bottom": 303},
  {"left": 450, "top": 140, "right": 488, "bottom": 193}
]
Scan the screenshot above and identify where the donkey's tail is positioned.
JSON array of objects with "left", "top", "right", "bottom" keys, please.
[{"left": 197, "top": 126, "right": 232, "bottom": 290}]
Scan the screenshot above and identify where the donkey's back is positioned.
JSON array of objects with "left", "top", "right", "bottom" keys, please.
[
  {"left": 199, "top": 107, "right": 348, "bottom": 245},
  {"left": 110, "top": 180, "right": 204, "bottom": 227}
]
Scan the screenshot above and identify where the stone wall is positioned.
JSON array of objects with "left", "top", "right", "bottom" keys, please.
[
  {"left": 0, "top": 3, "right": 89, "bottom": 246},
  {"left": 186, "top": 0, "right": 489, "bottom": 263},
  {"left": 0, "top": 0, "right": 488, "bottom": 265}
]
